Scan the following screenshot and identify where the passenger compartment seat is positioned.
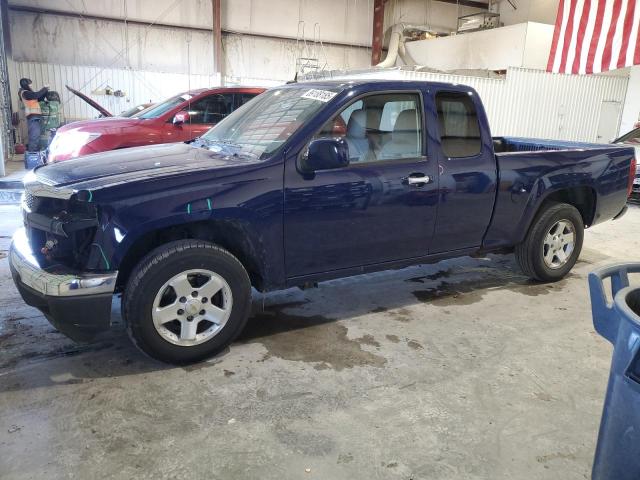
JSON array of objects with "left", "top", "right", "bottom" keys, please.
[
  {"left": 346, "top": 109, "right": 376, "bottom": 163},
  {"left": 380, "top": 109, "right": 420, "bottom": 159},
  {"left": 493, "top": 138, "right": 506, "bottom": 153}
]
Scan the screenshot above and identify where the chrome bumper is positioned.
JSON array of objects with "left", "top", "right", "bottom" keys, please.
[{"left": 9, "top": 227, "right": 117, "bottom": 297}]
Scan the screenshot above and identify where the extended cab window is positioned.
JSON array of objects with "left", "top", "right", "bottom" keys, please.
[
  {"left": 187, "top": 94, "right": 234, "bottom": 124},
  {"left": 436, "top": 92, "right": 481, "bottom": 158},
  {"left": 315, "top": 93, "right": 423, "bottom": 163}
]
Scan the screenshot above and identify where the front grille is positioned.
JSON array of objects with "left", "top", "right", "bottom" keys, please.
[
  {"left": 23, "top": 190, "right": 39, "bottom": 211},
  {"left": 22, "top": 188, "right": 99, "bottom": 270}
]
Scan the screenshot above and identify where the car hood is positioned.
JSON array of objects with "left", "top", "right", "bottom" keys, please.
[
  {"left": 34, "top": 142, "right": 259, "bottom": 191},
  {"left": 58, "top": 116, "right": 144, "bottom": 133},
  {"left": 66, "top": 85, "right": 112, "bottom": 117}
]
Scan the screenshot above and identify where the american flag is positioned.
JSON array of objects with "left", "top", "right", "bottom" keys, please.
[{"left": 547, "top": 0, "right": 640, "bottom": 74}]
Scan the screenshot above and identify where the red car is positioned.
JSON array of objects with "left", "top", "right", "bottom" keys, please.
[{"left": 48, "top": 87, "right": 265, "bottom": 162}]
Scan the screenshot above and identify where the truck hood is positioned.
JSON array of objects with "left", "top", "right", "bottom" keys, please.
[{"left": 34, "top": 142, "right": 258, "bottom": 191}]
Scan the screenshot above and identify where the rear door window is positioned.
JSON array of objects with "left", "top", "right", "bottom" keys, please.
[{"left": 435, "top": 92, "right": 482, "bottom": 158}]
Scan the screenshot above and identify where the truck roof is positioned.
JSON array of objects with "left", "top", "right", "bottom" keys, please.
[{"left": 292, "top": 78, "right": 477, "bottom": 92}]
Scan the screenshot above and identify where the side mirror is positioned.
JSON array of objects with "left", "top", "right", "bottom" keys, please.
[
  {"left": 303, "top": 137, "right": 349, "bottom": 172},
  {"left": 173, "top": 111, "right": 190, "bottom": 125}
]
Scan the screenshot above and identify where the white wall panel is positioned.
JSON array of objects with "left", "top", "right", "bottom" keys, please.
[
  {"left": 9, "top": 10, "right": 215, "bottom": 75},
  {"left": 223, "top": 33, "right": 371, "bottom": 83},
  {"left": 223, "top": 0, "right": 372, "bottom": 46},
  {"left": 404, "top": 22, "right": 555, "bottom": 71},
  {"left": 9, "top": 0, "right": 214, "bottom": 29},
  {"left": 8, "top": 3, "right": 374, "bottom": 89},
  {"left": 620, "top": 66, "right": 640, "bottom": 135},
  {"left": 304, "top": 67, "right": 629, "bottom": 141},
  {"left": 384, "top": 0, "right": 482, "bottom": 34},
  {"left": 405, "top": 23, "right": 527, "bottom": 70},
  {"left": 498, "top": 0, "right": 559, "bottom": 26}
]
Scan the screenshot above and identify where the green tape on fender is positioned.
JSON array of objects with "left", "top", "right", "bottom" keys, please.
[{"left": 91, "top": 243, "right": 110, "bottom": 270}]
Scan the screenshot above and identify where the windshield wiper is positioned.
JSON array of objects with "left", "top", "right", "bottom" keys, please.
[
  {"left": 198, "top": 138, "right": 259, "bottom": 159},
  {"left": 213, "top": 139, "right": 243, "bottom": 147}
]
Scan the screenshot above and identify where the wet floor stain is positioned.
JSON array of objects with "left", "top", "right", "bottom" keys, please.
[
  {"left": 239, "top": 308, "right": 386, "bottom": 371},
  {"left": 337, "top": 453, "right": 354, "bottom": 464},
  {"left": 370, "top": 306, "right": 388, "bottom": 313},
  {"left": 260, "top": 299, "right": 310, "bottom": 310},
  {"left": 534, "top": 391, "right": 554, "bottom": 402},
  {"left": 536, "top": 451, "right": 576, "bottom": 463},
  {"left": 354, "top": 334, "right": 380, "bottom": 348},
  {"left": 384, "top": 334, "right": 423, "bottom": 351},
  {"left": 0, "top": 340, "right": 117, "bottom": 372},
  {"left": 406, "top": 269, "right": 453, "bottom": 283},
  {"left": 390, "top": 308, "right": 412, "bottom": 323},
  {"left": 412, "top": 275, "right": 568, "bottom": 307},
  {"left": 274, "top": 423, "right": 336, "bottom": 456},
  {"left": 576, "top": 247, "right": 612, "bottom": 266}
]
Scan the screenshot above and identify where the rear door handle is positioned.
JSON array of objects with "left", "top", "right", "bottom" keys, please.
[{"left": 403, "top": 173, "right": 432, "bottom": 186}]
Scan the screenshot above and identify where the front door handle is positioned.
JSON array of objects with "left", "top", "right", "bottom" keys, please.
[{"left": 403, "top": 173, "right": 432, "bottom": 187}]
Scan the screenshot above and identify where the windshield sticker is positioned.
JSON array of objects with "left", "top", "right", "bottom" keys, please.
[{"left": 301, "top": 89, "right": 337, "bottom": 103}]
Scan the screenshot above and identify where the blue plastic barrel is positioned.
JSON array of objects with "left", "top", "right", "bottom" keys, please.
[
  {"left": 589, "top": 263, "right": 640, "bottom": 480},
  {"left": 24, "top": 150, "right": 45, "bottom": 169}
]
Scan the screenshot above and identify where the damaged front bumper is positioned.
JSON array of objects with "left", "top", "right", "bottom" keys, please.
[{"left": 9, "top": 227, "right": 118, "bottom": 341}]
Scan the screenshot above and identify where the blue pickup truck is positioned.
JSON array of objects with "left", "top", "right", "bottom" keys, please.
[{"left": 9, "top": 80, "right": 636, "bottom": 363}]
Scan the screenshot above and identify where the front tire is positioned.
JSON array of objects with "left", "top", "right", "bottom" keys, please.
[
  {"left": 122, "top": 240, "right": 251, "bottom": 364},
  {"left": 515, "top": 202, "right": 584, "bottom": 282}
]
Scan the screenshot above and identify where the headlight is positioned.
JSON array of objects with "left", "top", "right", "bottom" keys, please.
[{"left": 48, "top": 131, "right": 101, "bottom": 162}]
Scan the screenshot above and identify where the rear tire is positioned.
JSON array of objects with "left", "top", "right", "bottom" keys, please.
[
  {"left": 122, "top": 240, "right": 251, "bottom": 364},
  {"left": 515, "top": 202, "right": 584, "bottom": 282}
]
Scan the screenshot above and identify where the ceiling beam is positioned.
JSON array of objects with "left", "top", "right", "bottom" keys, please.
[
  {"left": 212, "top": 0, "right": 222, "bottom": 76},
  {"left": 433, "top": 0, "right": 489, "bottom": 9},
  {"left": 371, "top": 0, "right": 386, "bottom": 65}
]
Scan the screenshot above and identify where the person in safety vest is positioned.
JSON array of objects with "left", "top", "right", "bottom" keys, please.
[{"left": 18, "top": 78, "right": 49, "bottom": 151}]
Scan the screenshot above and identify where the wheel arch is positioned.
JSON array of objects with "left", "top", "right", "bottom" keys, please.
[
  {"left": 519, "top": 185, "right": 596, "bottom": 244},
  {"left": 539, "top": 186, "right": 597, "bottom": 227},
  {"left": 115, "top": 220, "right": 266, "bottom": 292}
]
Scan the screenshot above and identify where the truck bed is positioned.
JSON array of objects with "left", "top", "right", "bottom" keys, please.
[
  {"left": 484, "top": 142, "right": 634, "bottom": 251},
  {"left": 493, "top": 136, "right": 608, "bottom": 153}
]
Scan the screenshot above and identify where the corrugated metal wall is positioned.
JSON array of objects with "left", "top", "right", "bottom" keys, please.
[
  {"left": 8, "top": 61, "right": 222, "bottom": 124},
  {"left": 305, "top": 67, "right": 630, "bottom": 142}
]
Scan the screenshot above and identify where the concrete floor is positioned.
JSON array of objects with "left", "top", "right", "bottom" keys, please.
[
  {"left": 0, "top": 201, "right": 637, "bottom": 480},
  {"left": 1, "top": 157, "right": 27, "bottom": 182}
]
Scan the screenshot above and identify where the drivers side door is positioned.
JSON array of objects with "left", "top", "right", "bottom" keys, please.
[{"left": 283, "top": 90, "right": 439, "bottom": 279}]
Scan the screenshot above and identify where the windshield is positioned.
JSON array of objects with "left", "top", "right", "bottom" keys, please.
[
  {"left": 615, "top": 127, "right": 640, "bottom": 144},
  {"left": 120, "top": 104, "right": 151, "bottom": 117},
  {"left": 136, "top": 94, "right": 193, "bottom": 119},
  {"left": 200, "top": 87, "right": 341, "bottom": 159}
]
